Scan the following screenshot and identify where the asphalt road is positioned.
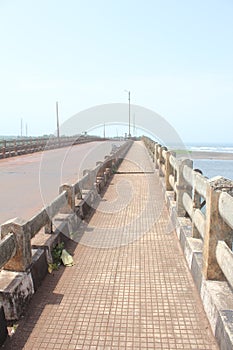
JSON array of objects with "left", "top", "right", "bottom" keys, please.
[{"left": 0, "top": 141, "right": 121, "bottom": 225}]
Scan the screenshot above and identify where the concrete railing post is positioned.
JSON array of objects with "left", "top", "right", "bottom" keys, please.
[
  {"left": 158, "top": 146, "right": 163, "bottom": 175},
  {"left": 203, "top": 183, "right": 233, "bottom": 280},
  {"left": 95, "top": 162, "right": 106, "bottom": 191},
  {"left": 72, "top": 181, "right": 82, "bottom": 200},
  {"left": 159, "top": 146, "right": 167, "bottom": 177},
  {"left": 111, "top": 159, "right": 116, "bottom": 172},
  {"left": 59, "top": 184, "right": 75, "bottom": 213},
  {"left": 104, "top": 168, "right": 111, "bottom": 182},
  {"left": 83, "top": 169, "right": 95, "bottom": 190},
  {"left": 176, "top": 159, "right": 193, "bottom": 216},
  {"left": 1, "top": 218, "right": 32, "bottom": 272},
  {"left": 154, "top": 144, "right": 159, "bottom": 169},
  {"left": 165, "top": 151, "right": 173, "bottom": 191},
  {"left": 192, "top": 180, "right": 202, "bottom": 239},
  {"left": 44, "top": 220, "right": 53, "bottom": 234},
  {"left": 96, "top": 162, "right": 104, "bottom": 176}
]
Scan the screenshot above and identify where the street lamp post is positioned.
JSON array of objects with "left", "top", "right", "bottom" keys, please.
[{"left": 125, "top": 90, "right": 131, "bottom": 138}]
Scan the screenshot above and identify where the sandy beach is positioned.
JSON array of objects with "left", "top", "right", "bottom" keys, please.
[{"left": 189, "top": 151, "right": 233, "bottom": 160}]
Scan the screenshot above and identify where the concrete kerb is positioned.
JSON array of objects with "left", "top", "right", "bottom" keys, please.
[{"left": 159, "top": 175, "right": 233, "bottom": 350}]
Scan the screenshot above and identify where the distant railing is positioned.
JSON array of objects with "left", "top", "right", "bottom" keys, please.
[
  {"left": 0, "top": 135, "right": 103, "bottom": 159},
  {"left": 0, "top": 141, "right": 132, "bottom": 272},
  {"left": 143, "top": 136, "right": 233, "bottom": 289}
]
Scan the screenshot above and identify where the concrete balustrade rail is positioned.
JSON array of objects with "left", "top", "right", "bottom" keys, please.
[
  {"left": 0, "top": 140, "right": 132, "bottom": 344},
  {"left": 143, "top": 136, "right": 233, "bottom": 350},
  {"left": 0, "top": 135, "right": 103, "bottom": 159}
]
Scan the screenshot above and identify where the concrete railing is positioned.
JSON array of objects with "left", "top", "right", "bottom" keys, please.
[
  {"left": 0, "top": 140, "right": 132, "bottom": 338},
  {"left": 0, "top": 135, "right": 103, "bottom": 159},
  {"left": 0, "top": 140, "right": 132, "bottom": 273},
  {"left": 143, "top": 136, "right": 233, "bottom": 285},
  {"left": 143, "top": 136, "right": 233, "bottom": 349},
  {"left": 0, "top": 191, "right": 68, "bottom": 272}
]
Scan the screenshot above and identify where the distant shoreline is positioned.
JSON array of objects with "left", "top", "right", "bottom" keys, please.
[{"left": 190, "top": 151, "right": 233, "bottom": 160}]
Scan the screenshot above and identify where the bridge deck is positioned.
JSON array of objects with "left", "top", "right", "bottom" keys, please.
[{"left": 4, "top": 141, "right": 218, "bottom": 349}]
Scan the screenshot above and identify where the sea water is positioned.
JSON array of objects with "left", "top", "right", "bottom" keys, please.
[
  {"left": 186, "top": 143, "right": 233, "bottom": 180},
  {"left": 193, "top": 159, "right": 233, "bottom": 181}
]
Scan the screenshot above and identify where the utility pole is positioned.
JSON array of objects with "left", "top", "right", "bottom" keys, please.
[
  {"left": 56, "top": 101, "right": 60, "bottom": 144},
  {"left": 103, "top": 122, "right": 106, "bottom": 139},
  {"left": 25, "top": 123, "right": 28, "bottom": 137}
]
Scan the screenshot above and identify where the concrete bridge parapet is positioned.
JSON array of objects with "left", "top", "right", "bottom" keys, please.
[{"left": 143, "top": 135, "right": 233, "bottom": 350}]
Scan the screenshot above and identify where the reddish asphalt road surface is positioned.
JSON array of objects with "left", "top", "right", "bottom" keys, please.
[{"left": 0, "top": 141, "right": 119, "bottom": 226}]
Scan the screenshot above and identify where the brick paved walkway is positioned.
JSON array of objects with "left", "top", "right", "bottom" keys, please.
[{"left": 3, "top": 141, "right": 218, "bottom": 349}]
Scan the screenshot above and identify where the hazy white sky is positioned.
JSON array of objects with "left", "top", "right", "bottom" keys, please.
[{"left": 0, "top": 0, "right": 233, "bottom": 143}]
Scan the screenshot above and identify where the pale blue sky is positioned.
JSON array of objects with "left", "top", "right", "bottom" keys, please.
[{"left": 0, "top": 0, "right": 233, "bottom": 143}]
